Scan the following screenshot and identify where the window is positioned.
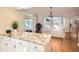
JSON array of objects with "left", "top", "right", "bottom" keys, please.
[
  {"left": 53, "top": 17, "right": 62, "bottom": 30},
  {"left": 43, "top": 16, "right": 62, "bottom": 31},
  {"left": 24, "top": 19, "right": 33, "bottom": 31},
  {"left": 43, "top": 16, "right": 52, "bottom": 31}
]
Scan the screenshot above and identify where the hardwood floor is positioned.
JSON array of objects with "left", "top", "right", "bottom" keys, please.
[{"left": 49, "top": 37, "right": 79, "bottom": 52}]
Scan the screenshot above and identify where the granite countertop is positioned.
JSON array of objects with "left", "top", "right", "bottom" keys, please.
[{"left": 0, "top": 32, "right": 51, "bottom": 46}]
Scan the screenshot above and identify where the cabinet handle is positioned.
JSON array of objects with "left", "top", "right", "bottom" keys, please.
[
  {"left": 20, "top": 42, "right": 22, "bottom": 45},
  {"left": 14, "top": 45, "right": 16, "bottom": 48},
  {"left": 34, "top": 46, "right": 37, "bottom": 49},
  {"left": 9, "top": 39, "right": 11, "bottom": 41},
  {"left": 5, "top": 43, "right": 8, "bottom": 46}
]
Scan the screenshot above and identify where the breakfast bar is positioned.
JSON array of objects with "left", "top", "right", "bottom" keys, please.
[{"left": 0, "top": 32, "right": 51, "bottom": 52}]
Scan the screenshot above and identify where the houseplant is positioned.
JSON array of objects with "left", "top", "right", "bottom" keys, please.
[{"left": 12, "top": 21, "right": 18, "bottom": 32}]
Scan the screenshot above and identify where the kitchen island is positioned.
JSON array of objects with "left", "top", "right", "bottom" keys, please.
[{"left": 0, "top": 32, "right": 51, "bottom": 52}]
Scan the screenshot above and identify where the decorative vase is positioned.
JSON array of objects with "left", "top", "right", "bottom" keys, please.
[
  {"left": 14, "top": 29, "right": 17, "bottom": 33},
  {"left": 6, "top": 30, "right": 11, "bottom": 37},
  {"left": 13, "top": 29, "right": 18, "bottom": 36}
]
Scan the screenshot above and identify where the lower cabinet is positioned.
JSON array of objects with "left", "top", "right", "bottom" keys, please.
[
  {"left": 13, "top": 39, "right": 27, "bottom": 52},
  {"left": 26, "top": 42, "right": 45, "bottom": 52},
  {"left": 0, "top": 36, "right": 45, "bottom": 52},
  {"left": 0, "top": 36, "right": 9, "bottom": 52}
]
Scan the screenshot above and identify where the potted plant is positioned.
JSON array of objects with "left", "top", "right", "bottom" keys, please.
[{"left": 12, "top": 21, "right": 18, "bottom": 32}]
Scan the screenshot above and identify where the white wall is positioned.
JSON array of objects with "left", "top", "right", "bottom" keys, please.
[
  {"left": 31, "top": 7, "right": 77, "bottom": 34},
  {"left": 0, "top": 7, "right": 78, "bottom": 38},
  {"left": 0, "top": 7, "right": 36, "bottom": 34},
  {"left": 0, "top": 8, "right": 23, "bottom": 34}
]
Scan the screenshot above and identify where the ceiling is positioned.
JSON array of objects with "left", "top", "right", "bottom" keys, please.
[{"left": 17, "top": 7, "right": 79, "bottom": 17}]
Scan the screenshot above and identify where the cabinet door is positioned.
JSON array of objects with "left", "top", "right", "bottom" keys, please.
[
  {"left": 26, "top": 42, "right": 45, "bottom": 52},
  {"left": 0, "top": 36, "right": 9, "bottom": 52},
  {"left": 0, "top": 36, "right": 2, "bottom": 51},
  {"left": 6, "top": 38, "right": 24, "bottom": 52},
  {"left": 14, "top": 39, "right": 27, "bottom": 52},
  {"left": 0, "top": 36, "right": 28, "bottom": 52},
  {"left": 0, "top": 36, "right": 45, "bottom": 52},
  {"left": 6, "top": 38, "right": 16, "bottom": 52}
]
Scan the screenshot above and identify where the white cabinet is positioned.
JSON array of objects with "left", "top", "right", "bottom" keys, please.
[
  {"left": 26, "top": 41, "right": 45, "bottom": 52},
  {"left": 4, "top": 37, "right": 27, "bottom": 52},
  {"left": 0, "top": 36, "right": 2, "bottom": 51},
  {"left": 13, "top": 39, "right": 27, "bottom": 52},
  {"left": 0, "top": 36, "right": 45, "bottom": 52},
  {"left": 7, "top": 38, "right": 16, "bottom": 52},
  {"left": 0, "top": 36, "right": 15, "bottom": 52},
  {"left": 0, "top": 36, "right": 9, "bottom": 52}
]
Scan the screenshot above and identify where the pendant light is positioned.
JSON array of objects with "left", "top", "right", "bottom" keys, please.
[
  {"left": 49, "top": 7, "right": 53, "bottom": 18},
  {"left": 49, "top": 7, "right": 53, "bottom": 31}
]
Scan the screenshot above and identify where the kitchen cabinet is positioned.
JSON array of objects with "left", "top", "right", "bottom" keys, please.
[
  {"left": 0, "top": 36, "right": 45, "bottom": 52},
  {"left": 26, "top": 42, "right": 45, "bottom": 52}
]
